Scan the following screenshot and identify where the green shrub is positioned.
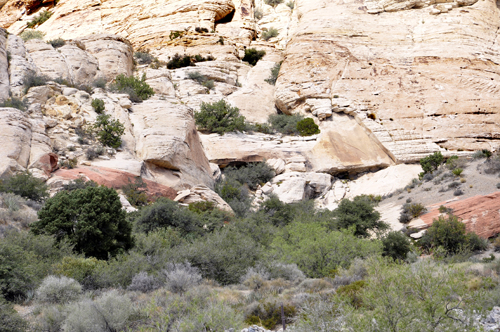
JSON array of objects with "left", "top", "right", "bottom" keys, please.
[
  {"left": 257, "top": 194, "right": 295, "bottom": 227},
  {"left": 166, "top": 53, "right": 214, "bottom": 69},
  {"left": 222, "top": 162, "right": 275, "bottom": 190},
  {"left": 26, "top": 11, "right": 52, "bottom": 28},
  {"left": 169, "top": 30, "right": 185, "bottom": 40},
  {"left": 63, "top": 290, "right": 133, "bottom": 332},
  {"left": 265, "top": 0, "right": 284, "bottom": 7},
  {"left": 262, "top": 27, "right": 279, "bottom": 41},
  {"left": 271, "top": 222, "right": 382, "bottom": 278},
  {"left": 187, "top": 71, "right": 215, "bottom": 90},
  {"left": 47, "top": 38, "right": 65, "bottom": 48},
  {"left": 127, "top": 271, "right": 162, "bottom": 293},
  {"left": 337, "top": 280, "right": 366, "bottom": 308},
  {"left": 243, "top": 48, "right": 266, "bottom": 66},
  {"left": 452, "top": 168, "right": 463, "bottom": 176},
  {"left": 176, "top": 227, "right": 261, "bottom": 285},
  {"left": 62, "top": 177, "right": 98, "bottom": 192},
  {"left": 381, "top": 231, "right": 411, "bottom": 261},
  {"left": 287, "top": 1, "right": 295, "bottom": 9},
  {"left": 122, "top": 177, "right": 148, "bottom": 207},
  {"left": 420, "top": 214, "right": 485, "bottom": 254},
  {"left": 194, "top": 99, "right": 246, "bottom": 134},
  {"left": 399, "top": 202, "right": 427, "bottom": 223},
  {"left": 0, "top": 296, "right": 29, "bottom": 332},
  {"left": 92, "top": 114, "right": 125, "bottom": 148},
  {"left": 19, "top": 30, "right": 44, "bottom": 41},
  {"left": 245, "top": 301, "right": 296, "bottom": 329},
  {"left": 134, "top": 51, "right": 155, "bottom": 65},
  {"left": 472, "top": 149, "right": 492, "bottom": 159},
  {"left": 23, "top": 72, "right": 48, "bottom": 93},
  {"left": 134, "top": 198, "right": 202, "bottom": 236},
  {"left": 0, "top": 97, "right": 28, "bottom": 111},
  {"left": 268, "top": 113, "right": 303, "bottom": 135},
  {"left": 265, "top": 62, "right": 281, "bottom": 85},
  {"left": 110, "top": 73, "right": 154, "bottom": 102},
  {"left": 53, "top": 256, "right": 106, "bottom": 285},
  {"left": 31, "top": 185, "right": 134, "bottom": 259},
  {"left": 35, "top": 275, "right": 82, "bottom": 304},
  {"left": 91, "top": 98, "right": 105, "bottom": 113},
  {"left": 188, "top": 201, "right": 215, "bottom": 213},
  {"left": 92, "top": 78, "right": 107, "bottom": 89},
  {"left": 85, "top": 146, "right": 104, "bottom": 161},
  {"left": 162, "top": 262, "right": 202, "bottom": 294},
  {"left": 296, "top": 117, "right": 320, "bottom": 136},
  {"left": 0, "top": 171, "right": 48, "bottom": 202},
  {"left": 333, "top": 196, "right": 387, "bottom": 238},
  {"left": 419, "top": 151, "right": 444, "bottom": 177},
  {"left": 202, "top": 79, "right": 215, "bottom": 90},
  {"left": 215, "top": 177, "right": 251, "bottom": 217}
]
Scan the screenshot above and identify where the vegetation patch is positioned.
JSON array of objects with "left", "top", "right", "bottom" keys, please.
[
  {"left": 243, "top": 48, "right": 266, "bottom": 66},
  {"left": 23, "top": 72, "right": 49, "bottom": 93},
  {"left": 26, "top": 11, "right": 52, "bottom": 29},
  {"left": 0, "top": 97, "right": 28, "bottom": 111},
  {"left": 91, "top": 98, "right": 105, "bottom": 114},
  {"left": 296, "top": 118, "right": 320, "bottom": 136},
  {"left": 195, "top": 99, "right": 246, "bottom": 135},
  {"left": 47, "top": 38, "right": 65, "bottom": 48},
  {"left": 265, "top": 61, "right": 281, "bottom": 85},
  {"left": 92, "top": 114, "right": 125, "bottom": 149},
  {"left": 262, "top": 27, "right": 279, "bottom": 41},
  {"left": 110, "top": 73, "right": 154, "bottom": 102},
  {"left": 166, "top": 53, "right": 214, "bottom": 69}
]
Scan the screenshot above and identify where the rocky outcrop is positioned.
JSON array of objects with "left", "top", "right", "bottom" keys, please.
[
  {"left": 130, "top": 99, "right": 214, "bottom": 190},
  {"left": 275, "top": 0, "right": 500, "bottom": 159},
  {"left": 50, "top": 166, "right": 178, "bottom": 200},
  {"left": 411, "top": 192, "right": 500, "bottom": 239},
  {"left": 7, "top": 33, "right": 37, "bottom": 97},
  {"left": 0, "top": 107, "right": 32, "bottom": 177},
  {"left": 174, "top": 185, "right": 233, "bottom": 212},
  {"left": 365, "top": 0, "right": 479, "bottom": 14},
  {"left": 0, "top": 28, "right": 9, "bottom": 100}
]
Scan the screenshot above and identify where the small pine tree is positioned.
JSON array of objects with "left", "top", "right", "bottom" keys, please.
[{"left": 195, "top": 100, "right": 246, "bottom": 135}]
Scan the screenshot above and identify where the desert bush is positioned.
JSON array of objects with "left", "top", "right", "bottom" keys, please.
[
  {"left": 420, "top": 214, "right": 486, "bottom": 254},
  {"left": 290, "top": 296, "right": 348, "bottom": 332},
  {"left": 19, "top": 30, "right": 44, "bottom": 41},
  {"left": 92, "top": 78, "right": 107, "bottom": 89},
  {"left": 245, "top": 301, "right": 296, "bottom": 329},
  {"left": 110, "top": 73, "right": 154, "bottom": 102},
  {"left": 134, "top": 51, "right": 155, "bottom": 65},
  {"left": 452, "top": 168, "right": 463, "bottom": 176},
  {"left": 187, "top": 71, "right": 215, "bottom": 90},
  {"left": 0, "top": 296, "right": 29, "bottom": 332},
  {"left": 167, "top": 53, "right": 214, "bottom": 69},
  {"left": 265, "top": 0, "right": 284, "bottom": 6},
  {"left": 287, "top": 1, "right": 295, "bottom": 9},
  {"left": 92, "top": 114, "right": 125, "bottom": 148},
  {"left": 0, "top": 171, "right": 48, "bottom": 202},
  {"left": 333, "top": 196, "right": 387, "bottom": 238},
  {"left": 241, "top": 266, "right": 269, "bottom": 290},
  {"left": 473, "top": 149, "right": 492, "bottom": 159},
  {"left": 0, "top": 97, "right": 28, "bottom": 111},
  {"left": 176, "top": 227, "right": 260, "bottom": 285},
  {"left": 162, "top": 262, "right": 202, "bottom": 294},
  {"left": 23, "top": 72, "right": 48, "bottom": 93},
  {"left": 494, "top": 237, "right": 500, "bottom": 252},
  {"left": 63, "top": 290, "right": 133, "bottom": 332},
  {"left": 254, "top": 8, "right": 264, "bottom": 20},
  {"left": 36, "top": 275, "right": 82, "bottom": 304},
  {"left": 222, "top": 162, "right": 275, "bottom": 191},
  {"left": 381, "top": 231, "right": 411, "bottom": 261},
  {"left": 195, "top": 99, "right": 246, "bottom": 134},
  {"left": 127, "top": 271, "right": 162, "bottom": 293},
  {"left": 266, "top": 262, "right": 305, "bottom": 281},
  {"left": 48, "top": 38, "right": 65, "bottom": 48},
  {"left": 32, "top": 185, "right": 133, "bottom": 259},
  {"left": 419, "top": 151, "right": 444, "bottom": 178},
  {"left": 243, "top": 48, "right": 266, "bottom": 66},
  {"left": 296, "top": 117, "right": 320, "bottom": 136},
  {"left": 262, "top": 27, "right": 279, "bottom": 41},
  {"left": 134, "top": 197, "right": 202, "bottom": 236},
  {"left": 122, "top": 176, "right": 148, "bottom": 207},
  {"left": 1, "top": 193, "right": 24, "bottom": 212},
  {"left": 268, "top": 113, "right": 303, "bottom": 135},
  {"left": 202, "top": 79, "right": 215, "bottom": 90},
  {"left": 26, "top": 11, "right": 52, "bottom": 28},
  {"left": 399, "top": 202, "right": 426, "bottom": 223},
  {"left": 271, "top": 222, "right": 382, "bottom": 278},
  {"left": 265, "top": 62, "right": 281, "bottom": 85},
  {"left": 91, "top": 98, "right": 105, "bottom": 113},
  {"left": 53, "top": 256, "right": 106, "bottom": 287},
  {"left": 215, "top": 177, "right": 251, "bottom": 217},
  {"left": 256, "top": 195, "right": 295, "bottom": 227},
  {"left": 85, "top": 146, "right": 104, "bottom": 160},
  {"left": 453, "top": 188, "right": 464, "bottom": 196},
  {"left": 62, "top": 177, "right": 98, "bottom": 192},
  {"left": 484, "top": 156, "right": 500, "bottom": 174}
]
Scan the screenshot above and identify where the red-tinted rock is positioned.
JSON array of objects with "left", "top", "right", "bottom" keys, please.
[
  {"left": 31, "top": 153, "right": 58, "bottom": 176},
  {"left": 419, "top": 192, "right": 500, "bottom": 239},
  {"left": 53, "top": 166, "right": 177, "bottom": 200}
]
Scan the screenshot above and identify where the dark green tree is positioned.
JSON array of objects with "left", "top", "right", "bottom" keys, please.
[
  {"left": 243, "top": 48, "right": 266, "bottom": 66},
  {"left": 195, "top": 99, "right": 246, "bottom": 135},
  {"left": 296, "top": 118, "right": 320, "bottom": 136},
  {"left": 419, "top": 151, "right": 444, "bottom": 175},
  {"left": 92, "top": 114, "right": 125, "bottom": 148},
  {"left": 381, "top": 231, "right": 411, "bottom": 261},
  {"left": 31, "top": 186, "right": 134, "bottom": 259},
  {"left": 333, "top": 196, "right": 388, "bottom": 238}
]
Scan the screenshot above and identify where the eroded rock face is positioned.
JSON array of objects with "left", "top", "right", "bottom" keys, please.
[
  {"left": 0, "top": 107, "right": 32, "bottom": 177},
  {"left": 276, "top": 0, "right": 500, "bottom": 159},
  {"left": 130, "top": 99, "right": 214, "bottom": 190},
  {"left": 7, "top": 33, "right": 37, "bottom": 97},
  {"left": 0, "top": 28, "right": 9, "bottom": 101},
  {"left": 174, "top": 185, "right": 233, "bottom": 212}
]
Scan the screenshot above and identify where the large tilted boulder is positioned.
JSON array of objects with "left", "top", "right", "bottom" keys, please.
[
  {"left": 130, "top": 99, "right": 214, "bottom": 190},
  {"left": 0, "top": 107, "right": 32, "bottom": 177}
]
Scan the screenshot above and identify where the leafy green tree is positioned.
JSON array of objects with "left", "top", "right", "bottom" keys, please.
[
  {"left": 242, "top": 48, "right": 266, "bottom": 66},
  {"left": 0, "top": 171, "right": 48, "bottom": 202},
  {"left": 257, "top": 194, "right": 294, "bottom": 227},
  {"left": 195, "top": 100, "right": 246, "bottom": 135},
  {"left": 381, "top": 231, "right": 411, "bottom": 261},
  {"left": 31, "top": 186, "right": 134, "bottom": 259},
  {"left": 333, "top": 196, "right": 388, "bottom": 238},
  {"left": 271, "top": 222, "right": 382, "bottom": 278},
  {"left": 92, "top": 114, "right": 125, "bottom": 148}
]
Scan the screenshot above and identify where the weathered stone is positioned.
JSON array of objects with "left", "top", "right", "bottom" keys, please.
[
  {"left": 130, "top": 99, "right": 214, "bottom": 189},
  {"left": 0, "top": 107, "right": 32, "bottom": 177},
  {"left": 267, "top": 171, "right": 332, "bottom": 204},
  {"left": 0, "top": 28, "right": 9, "bottom": 101},
  {"left": 174, "top": 185, "right": 233, "bottom": 212}
]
